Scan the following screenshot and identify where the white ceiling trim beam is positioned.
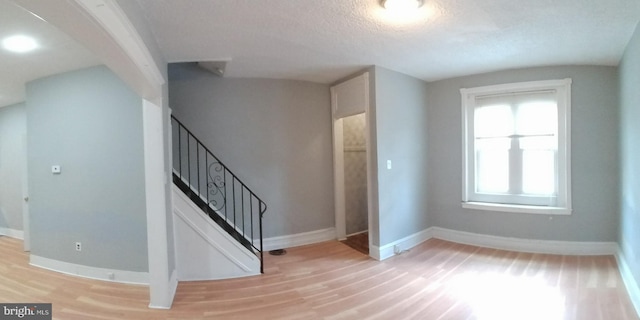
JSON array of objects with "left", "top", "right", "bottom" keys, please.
[
  {"left": 12, "top": 0, "right": 162, "bottom": 100},
  {"left": 73, "top": 0, "right": 164, "bottom": 87}
]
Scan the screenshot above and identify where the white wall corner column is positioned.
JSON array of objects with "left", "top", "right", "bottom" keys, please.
[{"left": 143, "top": 99, "right": 177, "bottom": 309}]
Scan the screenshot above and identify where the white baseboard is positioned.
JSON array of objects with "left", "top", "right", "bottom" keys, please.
[
  {"left": 262, "top": 227, "right": 336, "bottom": 251},
  {"left": 149, "top": 269, "right": 178, "bottom": 309},
  {"left": 0, "top": 227, "right": 24, "bottom": 240},
  {"left": 430, "top": 227, "right": 618, "bottom": 255},
  {"left": 346, "top": 230, "right": 368, "bottom": 237},
  {"left": 616, "top": 246, "right": 640, "bottom": 317},
  {"left": 373, "top": 229, "right": 432, "bottom": 261},
  {"left": 369, "top": 245, "right": 381, "bottom": 260},
  {"left": 169, "top": 268, "right": 178, "bottom": 302},
  {"left": 30, "top": 255, "right": 149, "bottom": 285},
  {"left": 373, "top": 226, "right": 619, "bottom": 261}
]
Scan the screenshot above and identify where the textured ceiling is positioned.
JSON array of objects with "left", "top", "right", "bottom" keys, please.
[
  {"left": 0, "top": 0, "right": 100, "bottom": 107},
  {"left": 1, "top": 0, "right": 639, "bottom": 108},
  {"left": 135, "top": 0, "right": 640, "bottom": 83}
]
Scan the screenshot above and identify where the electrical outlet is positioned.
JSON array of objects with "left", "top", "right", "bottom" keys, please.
[{"left": 75, "top": 242, "right": 81, "bottom": 251}]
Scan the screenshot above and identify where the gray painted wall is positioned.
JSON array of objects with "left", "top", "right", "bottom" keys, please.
[
  {"left": 427, "top": 65, "right": 619, "bottom": 242},
  {"left": 27, "top": 65, "right": 148, "bottom": 272},
  {"left": 373, "top": 66, "right": 430, "bottom": 246},
  {"left": 168, "top": 63, "right": 334, "bottom": 238},
  {"left": 0, "top": 103, "right": 27, "bottom": 232},
  {"left": 168, "top": 62, "right": 623, "bottom": 253},
  {"left": 619, "top": 22, "right": 640, "bottom": 290}
]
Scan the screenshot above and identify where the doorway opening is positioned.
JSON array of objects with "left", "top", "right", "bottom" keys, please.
[
  {"left": 339, "top": 113, "right": 369, "bottom": 254},
  {"left": 331, "top": 72, "right": 372, "bottom": 256}
]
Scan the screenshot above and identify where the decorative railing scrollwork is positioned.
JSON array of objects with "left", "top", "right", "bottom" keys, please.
[{"left": 207, "top": 161, "right": 226, "bottom": 211}]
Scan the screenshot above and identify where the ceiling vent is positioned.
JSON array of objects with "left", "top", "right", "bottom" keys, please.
[{"left": 197, "top": 61, "right": 228, "bottom": 77}]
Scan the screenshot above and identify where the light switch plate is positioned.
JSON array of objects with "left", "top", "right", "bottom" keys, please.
[{"left": 52, "top": 165, "right": 61, "bottom": 174}]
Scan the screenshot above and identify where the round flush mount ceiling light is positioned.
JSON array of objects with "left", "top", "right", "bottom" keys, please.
[
  {"left": 377, "top": 0, "right": 427, "bottom": 24},
  {"left": 2, "top": 35, "right": 38, "bottom": 53},
  {"left": 381, "top": 0, "right": 424, "bottom": 11}
]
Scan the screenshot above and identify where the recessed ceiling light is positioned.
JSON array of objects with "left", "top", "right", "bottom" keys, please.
[
  {"left": 2, "top": 35, "right": 38, "bottom": 53},
  {"left": 381, "top": 0, "right": 424, "bottom": 11}
]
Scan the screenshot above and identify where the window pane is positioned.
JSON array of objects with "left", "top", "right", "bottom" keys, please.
[
  {"left": 522, "top": 149, "right": 556, "bottom": 195},
  {"left": 516, "top": 102, "right": 557, "bottom": 136},
  {"left": 475, "top": 104, "right": 513, "bottom": 138},
  {"left": 476, "top": 138, "right": 509, "bottom": 193},
  {"left": 520, "top": 136, "right": 557, "bottom": 150}
]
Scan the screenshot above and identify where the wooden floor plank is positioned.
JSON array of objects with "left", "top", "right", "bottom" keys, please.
[{"left": 0, "top": 236, "right": 637, "bottom": 319}]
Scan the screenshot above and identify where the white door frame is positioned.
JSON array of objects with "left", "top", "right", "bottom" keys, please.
[
  {"left": 332, "top": 117, "right": 346, "bottom": 240},
  {"left": 331, "top": 73, "right": 373, "bottom": 255},
  {"left": 22, "top": 133, "right": 30, "bottom": 251}
]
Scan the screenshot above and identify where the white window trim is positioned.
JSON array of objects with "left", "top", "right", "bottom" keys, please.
[
  {"left": 462, "top": 202, "right": 571, "bottom": 215},
  {"left": 461, "top": 79, "right": 572, "bottom": 215}
]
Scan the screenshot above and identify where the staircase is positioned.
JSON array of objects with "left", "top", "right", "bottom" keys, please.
[{"left": 171, "top": 115, "right": 267, "bottom": 274}]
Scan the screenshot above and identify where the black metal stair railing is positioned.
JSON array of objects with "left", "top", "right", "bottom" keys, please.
[{"left": 171, "top": 115, "right": 267, "bottom": 273}]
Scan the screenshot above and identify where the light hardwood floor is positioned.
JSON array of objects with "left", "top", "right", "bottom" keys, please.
[{"left": 0, "top": 236, "right": 637, "bottom": 319}]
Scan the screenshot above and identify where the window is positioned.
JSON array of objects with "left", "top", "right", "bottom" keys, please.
[{"left": 461, "top": 79, "right": 572, "bottom": 215}]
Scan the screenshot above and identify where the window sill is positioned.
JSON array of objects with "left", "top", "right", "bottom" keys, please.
[{"left": 462, "top": 201, "right": 572, "bottom": 215}]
